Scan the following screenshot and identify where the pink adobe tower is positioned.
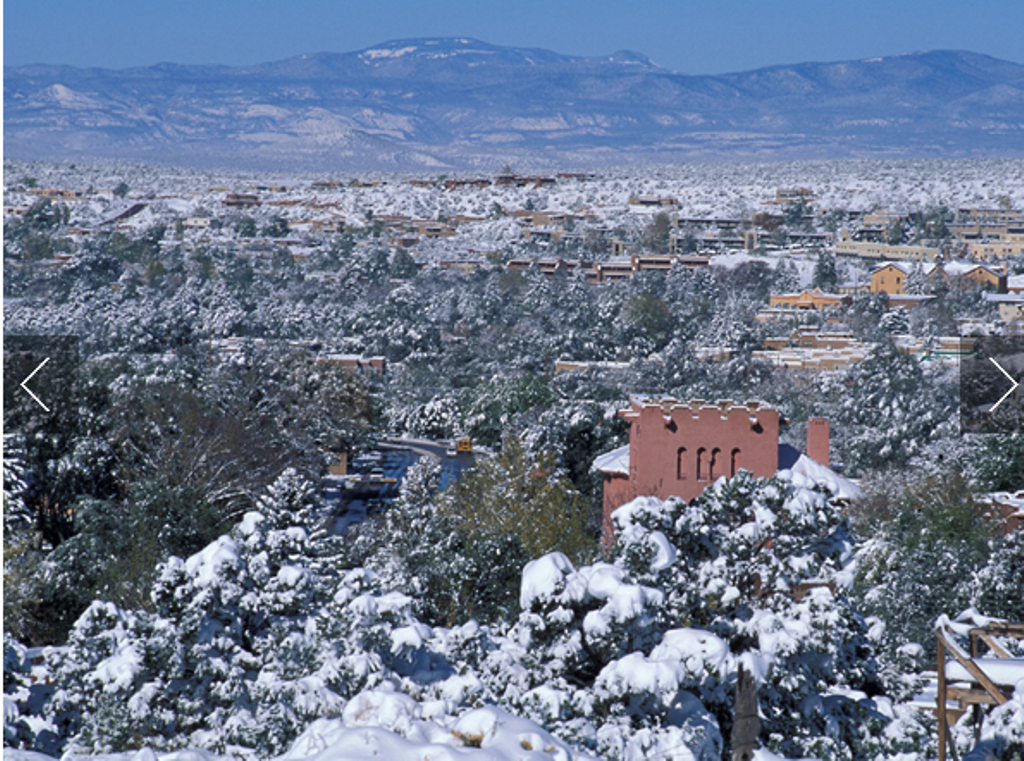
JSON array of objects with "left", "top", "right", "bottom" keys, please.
[
  {"left": 806, "top": 417, "right": 830, "bottom": 468},
  {"left": 600, "top": 397, "right": 782, "bottom": 542}
]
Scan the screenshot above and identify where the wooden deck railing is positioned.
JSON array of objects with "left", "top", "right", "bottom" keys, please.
[{"left": 936, "top": 617, "right": 1024, "bottom": 761}]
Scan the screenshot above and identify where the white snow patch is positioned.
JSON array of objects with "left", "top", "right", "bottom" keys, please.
[
  {"left": 520, "top": 552, "right": 576, "bottom": 610},
  {"left": 361, "top": 46, "right": 418, "bottom": 60}
]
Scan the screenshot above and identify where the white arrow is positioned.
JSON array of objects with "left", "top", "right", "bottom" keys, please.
[
  {"left": 989, "top": 357, "right": 1020, "bottom": 413},
  {"left": 20, "top": 357, "right": 51, "bottom": 412}
]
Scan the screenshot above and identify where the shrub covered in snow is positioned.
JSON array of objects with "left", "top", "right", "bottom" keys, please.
[{"left": 9, "top": 468, "right": 1019, "bottom": 761}]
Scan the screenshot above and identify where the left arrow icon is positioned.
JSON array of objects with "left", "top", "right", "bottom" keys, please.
[{"left": 20, "top": 357, "right": 51, "bottom": 412}]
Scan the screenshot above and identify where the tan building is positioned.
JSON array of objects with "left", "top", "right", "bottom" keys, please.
[
  {"left": 506, "top": 258, "right": 591, "bottom": 277},
  {"left": 768, "top": 289, "right": 848, "bottom": 311},
  {"left": 26, "top": 188, "right": 84, "bottom": 200},
  {"left": 287, "top": 219, "right": 344, "bottom": 234},
  {"left": 871, "top": 263, "right": 910, "bottom": 294},
  {"left": 966, "top": 238, "right": 1024, "bottom": 261},
  {"left": 951, "top": 220, "right": 1024, "bottom": 240},
  {"left": 522, "top": 226, "right": 568, "bottom": 244},
  {"left": 628, "top": 196, "right": 679, "bottom": 212},
  {"left": 443, "top": 178, "right": 492, "bottom": 191},
  {"left": 222, "top": 193, "right": 260, "bottom": 208},
  {"left": 985, "top": 293, "right": 1024, "bottom": 322},
  {"left": 958, "top": 207, "right": 1023, "bottom": 222},
  {"left": 406, "top": 220, "right": 456, "bottom": 239},
  {"left": 942, "top": 261, "right": 1006, "bottom": 291},
  {"left": 754, "top": 327, "right": 974, "bottom": 371},
  {"left": 762, "top": 187, "right": 815, "bottom": 205},
  {"left": 836, "top": 237, "right": 940, "bottom": 261}
]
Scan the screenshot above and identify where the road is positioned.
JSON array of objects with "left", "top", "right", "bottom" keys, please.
[{"left": 323, "top": 437, "right": 488, "bottom": 534}]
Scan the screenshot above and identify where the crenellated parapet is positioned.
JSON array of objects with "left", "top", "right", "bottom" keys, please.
[{"left": 616, "top": 396, "right": 780, "bottom": 503}]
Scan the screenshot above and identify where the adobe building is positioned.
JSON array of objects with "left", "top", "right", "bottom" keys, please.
[
  {"left": 317, "top": 354, "right": 387, "bottom": 376},
  {"left": 768, "top": 289, "right": 849, "bottom": 311},
  {"left": 595, "top": 397, "right": 845, "bottom": 542}
]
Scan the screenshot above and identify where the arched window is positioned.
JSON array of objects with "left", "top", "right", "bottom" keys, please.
[
  {"left": 676, "top": 447, "right": 687, "bottom": 480},
  {"left": 731, "top": 448, "right": 741, "bottom": 476},
  {"left": 709, "top": 448, "right": 721, "bottom": 480},
  {"left": 696, "top": 448, "right": 707, "bottom": 481}
]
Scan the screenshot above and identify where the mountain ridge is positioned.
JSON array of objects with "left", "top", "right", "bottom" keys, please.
[{"left": 6, "top": 39, "right": 1024, "bottom": 170}]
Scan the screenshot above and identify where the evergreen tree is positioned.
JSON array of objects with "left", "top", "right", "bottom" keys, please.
[
  {"left": 831, "top": 342, "right": 955, "bottom": 475},
  {"left": 46, "top": 470, "right": 338, "bottom": 756},
  {"left": 904, "top": 262, "right": 926, "bottom": 294},
  {"left": 978, "top": 432, "right": 1024, "bottom": 491},
  {"left": 390, "top": 248, "right": 419, "bottom": 279},
  {"left": 854, "top": 473, "right": 1022, "bottom": 658},
  {"left": 441, "top": 435, "right": 594, "bottom": 568},
  {"left": 773, "top": 257, "right": 800, "bottom": 294},
  {"left": 812, "top": 249, "right": 838, "bottom": 291},
  {"left": 879, "top": 306, "right": 910, "bottom": 334}
]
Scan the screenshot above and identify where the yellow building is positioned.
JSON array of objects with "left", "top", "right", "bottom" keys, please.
[
  {"left": 870, "top": 263, "right": 910, "bottom": 294},
  {"left": 870, "top": 261, "right": 1005, "bottom": 295},
  {"left": 943, "top": 261, "right": 1006, "bottom": 290}
]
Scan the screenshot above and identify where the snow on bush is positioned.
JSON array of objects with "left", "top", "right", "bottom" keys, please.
[
  {"left": 9, "top": 470, "right": 983, "bottom": 761},
  {"left": 276, "top": 699, "right": 594, "bottom": 761}
]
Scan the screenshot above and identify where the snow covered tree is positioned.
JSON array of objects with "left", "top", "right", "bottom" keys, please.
[
  {"left": 978, "top": 432, "right": 1024, "bottom": 491},
  {"left": 390, "top": 248, "right": 419, "bottom": 279},
  {"left": 609, "top": 474, "right": 910, "bottom": 761},
  {"left": 45, "top": 469, "right": 340, "bottom": 757},
  {"left": 904, "top": 262, "right": 926, "bottom": 295},
  {"left": 830, "top": 341, "right": 956, "bottom": 475},
  {"left": 393, "top": 393, "right": 461, "bottom": 439},
  {"left": 812, "top": 249, "right": 839, "bottom": 291},
  {"left": 854, "top": 474, "right": 1022, "bottom": 659},
  {"left": 3, "top": 433, "right": 30, "bottom": 540},
  {"left": 879, "top": 306, "right": 910, "bottom": 334},
  {"left": 459, "top": 375, "right": 554, "bottom": 448},
  {"left": 467, "top": 471, "right": 914, "bottom": 760},
  {"left": 441, "top": 434, "right": 595, "bottom": 568},
  {"left": 773, "top": 257, "right": 801, "bottom": 294}
]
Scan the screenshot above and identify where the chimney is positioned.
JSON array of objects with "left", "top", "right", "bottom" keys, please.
[{"left": 807, "top": 418, "right": 830, "bottom": 467}]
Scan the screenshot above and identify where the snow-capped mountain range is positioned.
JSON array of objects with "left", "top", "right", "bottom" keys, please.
[{"left": 5, "top": 38, "right": 1024, "bottom": 170}]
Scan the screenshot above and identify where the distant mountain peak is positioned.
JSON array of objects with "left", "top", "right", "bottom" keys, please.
[
  {"left": 350, "top": 37, "right": 576, "bottom": 68},
  {"left": 604, "top": 50, "right": 659, "bottom": 68},
  {"left": 5, "top": 44, "right": 1024, "bottom": 170}
]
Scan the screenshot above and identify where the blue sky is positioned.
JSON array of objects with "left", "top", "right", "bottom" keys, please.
[{"left": 5, "top": 0, "right": 1024, "bottom": 74}]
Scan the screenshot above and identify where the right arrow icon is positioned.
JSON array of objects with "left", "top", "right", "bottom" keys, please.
[{"left": 989, "top": 357, "right": 1020, "bottom": 412}]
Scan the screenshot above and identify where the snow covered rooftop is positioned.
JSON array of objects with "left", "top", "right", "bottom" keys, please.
[
  {"left": 778, "top": 447, "right": 864, "bottom": 501},
  {"left": 591, "top": 444, "right": 630, "bottom": 475}
]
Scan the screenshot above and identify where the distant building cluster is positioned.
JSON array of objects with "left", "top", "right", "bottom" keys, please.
[
  {"left": 753, "top": 327, "right": 978, "bottom": 371},
  {"left": 6, "top": 171, "right": 1023, "bottom": 342},
  {"left": 505, "top": 253, "right": 709, "bottom": 283}
]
